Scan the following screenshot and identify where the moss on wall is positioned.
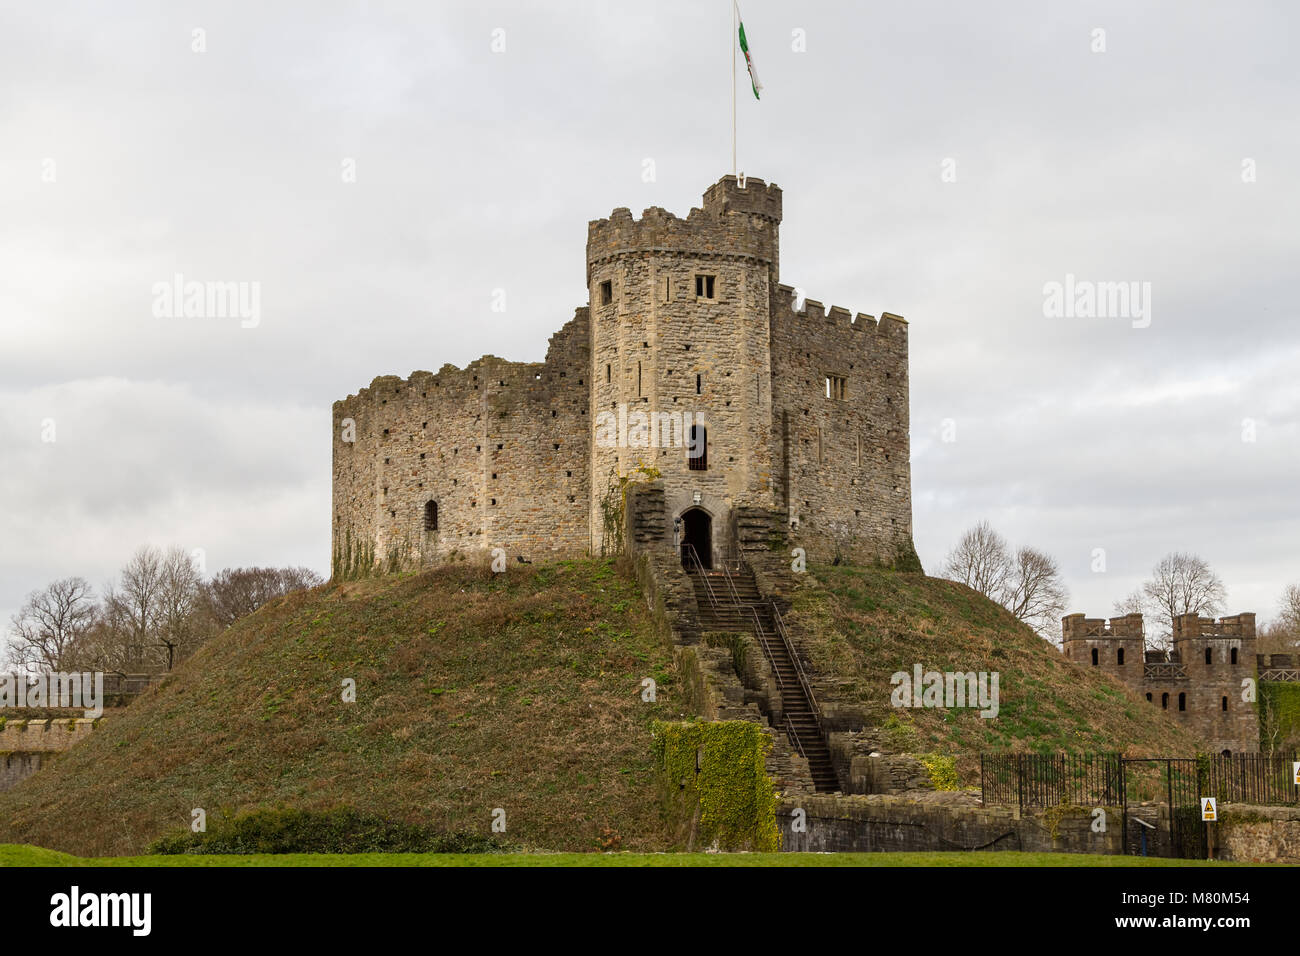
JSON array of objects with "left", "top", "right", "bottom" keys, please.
[
  {"left": 1259, "top": 682, "right": 1300, "bottom": 752},
  {"left": 651, "top": 720, "right": 780, "bottom": 852}
]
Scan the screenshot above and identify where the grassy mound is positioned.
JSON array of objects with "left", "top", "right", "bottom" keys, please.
[
  {"left": 0, "top": 560, "right": 686, "bottom": 857},
  {"left": 795, "top": 564, "right": 1205, "bottom": 778},
  {"left": 0, "top": 558, "right": 1213, "bottom": 857}
]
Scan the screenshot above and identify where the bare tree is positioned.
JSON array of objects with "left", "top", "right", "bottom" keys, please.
[
  {"left": 1140, "top": 552, "right": 1226, "bottom": 641},
  {"left": 942, "top": 520, "right": 1011, "bottom": 599},
  {"left": 1279, "top": 582, "right": 1300, "bottom": 629},
  {"left": 1113, "top": 588, "right": 1148, "bottom": 617},
  {"left": 7, "top": 577, "right": 97, "bottom": 672},
  {"left": 1002, "top": 547, "right": 1070, "bottom": 642},
  {"left": 1258, "top": 582, "right": 1300, "bottom": 655},
  {"left": 1278, "top": 583, "right": 1300, "bottom": 634},
  {"left": 154, "top": 547, "right": 210, "bottom": 670},
  {"left": 63, "top": 607, "right": 131, "bottom": 676},
  {"left": 1259, "top": 692, "right": 1284, "bottom": 755},
  {"left": 943, "top": 521, "right": 1068, "bottom": 641},
  {"left": 1112, "top": 589, "right": 1161, "bottom": 650},
  {"left": 203, "top": 566, "right": 324, "bottom": 628},
  {"left": 105, "top": 545, "right": 166, "bottom": 671}
]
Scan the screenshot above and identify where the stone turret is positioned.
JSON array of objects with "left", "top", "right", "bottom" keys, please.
[{"left": 1062, "top": 611, "right": 1261, "bottom": 753}]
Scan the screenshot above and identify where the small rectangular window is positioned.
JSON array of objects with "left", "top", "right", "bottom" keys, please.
[
  {"left": 600, "top": 280, "right": 612, "bottom": 305},
  {"left": 688, "top": 424, "right": 708, "bottom": 470},
  {"left": 826, "top": 375, "right": 847, "bottom": 401},
  {"left": 695, "top": 373, "right": 702, "bottom": 395},
  {"left": 694, "top": 275, "right": 715, "bottom": 299},
  {"left": 662, "top": 275, "right": 671, "bottom": 303}
]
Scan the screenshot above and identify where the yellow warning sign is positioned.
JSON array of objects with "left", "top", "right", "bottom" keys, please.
[{"left": 1200, "top": 797, "right": 1217, "bottom": 822}]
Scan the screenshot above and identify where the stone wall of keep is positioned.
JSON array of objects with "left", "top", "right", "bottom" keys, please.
[
  {"left": 1170, "top": 616, "right": 1258, "bottom": 753},
  {"left": 332, "top": 311, "right": 591, "bottom": 570},
  {"left": 586, "top": 177, "right": 782, "bottom": 560},
  {"left": 1060, "top": 627, "right": 1146, "bottom": 696},
  {"left": 769, "top": 284, "right": 914, "bottom": 565},
  {"left": 1164, "top": 643, "right": 1257, "bottom": 754},
  {"left": 333, "top": 174, "right": 919, "bottom": 575}
]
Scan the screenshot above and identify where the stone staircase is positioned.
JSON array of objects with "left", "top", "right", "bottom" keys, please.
[{"left": 688, "top": 565, "right": 840, "bottom": 792}]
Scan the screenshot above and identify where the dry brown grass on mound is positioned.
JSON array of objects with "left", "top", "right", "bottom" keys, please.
[
  {"left": 795, "top": 564, "right": 1206, "bottom": 782},
  {"left": 0, "top": 560, "right": 689, "bottom": 856}
]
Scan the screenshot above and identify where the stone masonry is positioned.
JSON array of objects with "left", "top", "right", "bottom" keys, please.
[
  {"left": 332, "top": 175, "right": 916, "bottom": 571},
  {"left": 1061, "top": 612, "right": 1262, "bottom": 753}
]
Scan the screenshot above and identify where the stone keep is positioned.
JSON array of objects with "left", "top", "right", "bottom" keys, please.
[{"left": 332, "top": 175, "right": 916, "bottom": 572}]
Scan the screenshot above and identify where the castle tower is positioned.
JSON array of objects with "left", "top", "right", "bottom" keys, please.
[
  {"left": 1170, "top": 613, "right": 1257, "bottom": 754},
  {"left": 585, "top": 175, "right": 784, "bottom": 564},
  {"left": 332, "top": 173, "right": 917, "bottom": 575},
  {"left": 1060, "top": 613, "right": 1146, "bottom": 695},
  {"left": 1062, "top": 610, "right": 1261, "bottom": 754}
]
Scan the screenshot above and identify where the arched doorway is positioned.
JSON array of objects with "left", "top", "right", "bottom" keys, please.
[{"left": 680, "top": 508, "right": 712, "bottom": 569}]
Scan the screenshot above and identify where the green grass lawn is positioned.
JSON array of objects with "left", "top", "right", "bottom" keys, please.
[{"left": 0, "top": 844, "right": 1250, "bottom": 867}]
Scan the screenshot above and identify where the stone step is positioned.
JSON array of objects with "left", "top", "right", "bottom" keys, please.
[{"left": 687, "top": 562, "right": 839, "bottom": 792}]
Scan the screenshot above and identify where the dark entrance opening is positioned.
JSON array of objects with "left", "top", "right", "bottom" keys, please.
[{"left": 680, "top": 508, "right": 712, "bottom": 569}]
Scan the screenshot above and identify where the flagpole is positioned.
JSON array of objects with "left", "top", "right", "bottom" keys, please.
[{"left": 731, "top": 0, "right": 736, "bottom": 175}]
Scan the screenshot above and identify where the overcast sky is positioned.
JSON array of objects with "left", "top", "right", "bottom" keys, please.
[{"left": 2, "top": 0, "right": 1296, "bottom": 646}]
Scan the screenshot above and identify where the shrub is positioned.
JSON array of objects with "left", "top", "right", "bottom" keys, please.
[{"left": 147, "top": 806, "right": 507, "bottom": 855}]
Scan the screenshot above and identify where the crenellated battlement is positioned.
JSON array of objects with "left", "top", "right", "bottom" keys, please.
[
  {"left": 701, "top": 174, "right": 783, "bottom": 222},
  {"left": 771, "top": 284, "right": 907, "bottom": 336},
  {"left": 586, "top": 177, "right": 781, "bottom": 283},
  {"left": 1173, "top": 613, "right": 1257, "bottom": 641},
  {"left": 1061, "top": 613, "right": 1146, "bottom": 642},
  {"left": 0, "top": 717, "right": 101, "bottom": 753},
  {"left": 334, "top": 356, "right": 534, "bottom": 413}
]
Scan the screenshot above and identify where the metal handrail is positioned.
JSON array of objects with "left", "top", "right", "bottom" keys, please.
[
  {"left": 681, "top": 543, "right": 812, "bottom": 761},
  {"left": 711, "top": 549, "right": 823, "bottom": 731},
  {"left": 707, "top": 545, "right": 744, "bottom": 605},
  {"left": 680, "top": 543, "right": 723, "bottom": 609},
  {"left": 769, "top": 600, "right": 823, "bottom": 734},
  {"left": 732, "top": 602, "right": 810, "bottom": 761}
]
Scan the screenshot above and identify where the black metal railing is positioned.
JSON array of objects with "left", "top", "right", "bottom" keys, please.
[
  {"left": 982, "top": 752, "right": 1300, "bottom": 810},
  {"left": 980, "top": 753, "right": 1124, "bottom": 810},
  {"left": 681, "top": 543, "right": 820, "bottom": 762},
  {"left": 1202, "top": 752, "right": 1300, "bottom": 806},
  {"left": 769, "top": 600, "right": 824, "bottom": 741}
]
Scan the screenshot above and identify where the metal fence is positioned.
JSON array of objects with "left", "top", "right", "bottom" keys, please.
[
  {"left": 980, "top": 753, "right": 1124, "bottom": 810},
  {"left": 981, "top": 752, "right": 1300, "bottom": 810},
  {"left": 1202, "top": 753, "right": 1300, "bottom": 806}
]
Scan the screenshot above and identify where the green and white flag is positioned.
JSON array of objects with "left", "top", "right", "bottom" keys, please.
[{"left": 737, "top": 7, "right": 762, "bottom": 100}]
